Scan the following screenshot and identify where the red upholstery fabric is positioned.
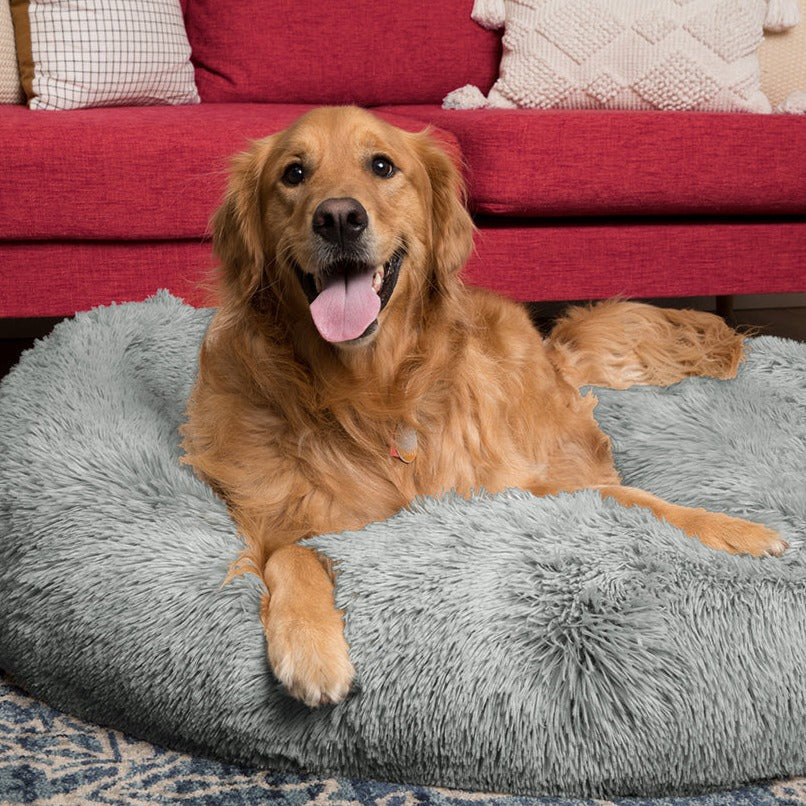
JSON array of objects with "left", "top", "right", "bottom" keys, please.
[
  {"left": 8, "top": 102, "right": 804, "bottom": 244},
  {"left": 0, "top": 104, "right": 459, "bottom": 241},
  {"left": 0, "top": 241, "right": 215, "bottom": 317},
  {"left": 2, "top": 97, "right": 804, "bottom": 318},
  {"left": 184, "top": 0, "right": 500, "bottom": 106},
  {"left": 465, "top": 219, "right": 806, "bottom": 301},
  {"left": 377, "top": 106, "right": 806, "bottom": 217},
  {"left": 0, "top": 104, "right": 309, "bottom": 241},
  {"left": 4, "top": 221, "right": 805, "bottom": 318}
]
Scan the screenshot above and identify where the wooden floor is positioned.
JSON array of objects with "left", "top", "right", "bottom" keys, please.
[{"left": 0, "top": 305, "right": 803, "bottom": 382}]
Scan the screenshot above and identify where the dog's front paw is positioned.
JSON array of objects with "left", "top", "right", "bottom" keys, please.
[
  {"left": 726, "top": 518, "right": 788, "bottom": 557},
  {"left": 695, "top": 512, "right": 788, "bottom": 557},
  {"left": 261, "top": 593, "right": 355, "bottom": 707}
]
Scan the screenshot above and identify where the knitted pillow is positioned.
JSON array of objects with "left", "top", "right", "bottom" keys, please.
[
  {"left": 10, "top": 0, "right": 199, "bottom": 111},
  {"left": 0, "top": 0, "right": 23, "bottom": 103},
  {"left": 445, "top": 0, "right": 800, "bottom": 113}
]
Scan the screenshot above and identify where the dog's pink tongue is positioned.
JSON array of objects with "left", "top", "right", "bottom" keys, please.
[{"left": 309, "top": 267, "right": 381, "bottom": 343}]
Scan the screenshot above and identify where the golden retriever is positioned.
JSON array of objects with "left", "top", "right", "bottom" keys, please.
[{"left": 182, "top": 106, "right": 786, "bottom": 707}]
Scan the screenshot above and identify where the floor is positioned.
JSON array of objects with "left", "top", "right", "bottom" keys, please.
[
  {"left": 731, "top": 306, "right": 806, "bottom": 340},
  {"left": 0, "top": 303, "right": 803, "bottom": 382}
]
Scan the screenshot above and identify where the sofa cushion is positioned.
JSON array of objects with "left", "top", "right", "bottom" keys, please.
[
  {"left": 463, "top": 218, "right": 806, "bottom": 301},
  {"left": 3, "top": 219, "right": 805, "bottom": 319},
  {"left": 0, "top": 104, "right": 459, "bottom": 241},
  {"left": 0, "top": 241, "right": 214, "bottom": 318},
  {"left": 378, "top": 105, "right": 806, "bottom": 217},
  {"left": 184, "top": 0, "right": 500, "bottom": 106}
]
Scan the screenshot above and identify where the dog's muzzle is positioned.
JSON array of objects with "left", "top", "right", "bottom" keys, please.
[{"left": 293, "top": 242, "right": 405, "bottom": 344}]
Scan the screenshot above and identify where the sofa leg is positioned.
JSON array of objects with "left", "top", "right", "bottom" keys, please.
[{"left": 715, "top": 295, "right": 736, "bottom": 327}]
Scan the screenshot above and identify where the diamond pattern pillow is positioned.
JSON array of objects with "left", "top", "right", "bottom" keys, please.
[
  {"left": 10, "top": 0, "right": 199, "bottom": 111},
  {"left": 445, "top": 0, "right": 799, "bottom": 113}
]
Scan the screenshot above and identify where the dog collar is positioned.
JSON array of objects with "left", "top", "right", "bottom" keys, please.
[{"left": 390, "top": 423, "right": 417, "bottom": 463}]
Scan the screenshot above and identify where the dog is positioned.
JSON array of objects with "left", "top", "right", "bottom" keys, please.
[{"left": 181, "top": 106, "right": 786, "bottom": 707}]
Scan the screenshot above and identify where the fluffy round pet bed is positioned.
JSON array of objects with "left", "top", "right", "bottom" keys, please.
[{"left": 0, "top": 293, "right": 804, "bottom": 798}]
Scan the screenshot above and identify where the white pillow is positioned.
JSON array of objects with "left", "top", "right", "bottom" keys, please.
[
  {"left": 11, "top": 0, "right": 199, "bottom": 111},
  {"left": 445, "top": 0, "right": 800, "bottom": 113},
  {"left": 1, "top": 0, "right": 24, "bottom": 103}
]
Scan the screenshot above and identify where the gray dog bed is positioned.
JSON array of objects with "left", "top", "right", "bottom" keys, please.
[{"left": 0, "top": 292, "right": 804, "bottom": 798}]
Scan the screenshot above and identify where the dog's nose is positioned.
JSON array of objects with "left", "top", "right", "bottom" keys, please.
[{"left": 312, "top": 198, "right": 368, "bottom": 248}]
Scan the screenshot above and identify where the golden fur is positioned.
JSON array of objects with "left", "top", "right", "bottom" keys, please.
[{"left": 182, "top": 106, "right": 786, "bottom": 707}]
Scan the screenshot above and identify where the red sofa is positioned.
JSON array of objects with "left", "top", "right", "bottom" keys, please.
[{"left": 1, "top": 0, "right": 805, "bottom": 319}]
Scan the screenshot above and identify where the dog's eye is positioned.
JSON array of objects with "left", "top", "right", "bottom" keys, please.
[
  {"left": 282, "top": 163, "right": 305, "bottom": 186},
  {"left": 371, "top": 156, "right": 395, "bottom": 178}
]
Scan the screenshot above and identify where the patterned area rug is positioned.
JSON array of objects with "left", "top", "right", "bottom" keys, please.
[{"left": 1, "top": 675, "right": 805, "bottom": 805}]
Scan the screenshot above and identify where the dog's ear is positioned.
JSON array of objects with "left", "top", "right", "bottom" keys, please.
[
  {"left": 212, "top": 136, "right": 275, "bottom": 304},
  {"left": 413, "top": 130, "right": 475, "bottom": 298}
]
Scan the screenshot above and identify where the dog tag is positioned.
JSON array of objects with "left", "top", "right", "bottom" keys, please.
[{"left": 390, "top": 423, "right": 417, "bottom": 463}]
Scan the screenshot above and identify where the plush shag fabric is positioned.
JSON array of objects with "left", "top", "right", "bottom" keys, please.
[
  {"left": 4, "top": 676, "right": 805, "bottom": 806},
  {"left": 0, "top": 292, "right": 804, "bottom": 798}
]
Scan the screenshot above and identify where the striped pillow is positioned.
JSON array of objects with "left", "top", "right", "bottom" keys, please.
[{"left": 10, "top": 0, "right": 199, "bottom": 111}]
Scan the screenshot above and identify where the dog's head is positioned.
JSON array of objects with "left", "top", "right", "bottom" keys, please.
[{"left": 213, "top": 106, "right": 474, "bottom": 346}]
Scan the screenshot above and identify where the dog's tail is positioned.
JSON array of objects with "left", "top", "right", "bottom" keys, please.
[{"left": 546, "top": 299, "right": 746, "bottom": 389}]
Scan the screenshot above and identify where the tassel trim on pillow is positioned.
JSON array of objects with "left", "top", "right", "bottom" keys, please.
[
  {"left": 777, "top": 90, "right": 806, "bottom": 113},
  {"left": 764, "top": 0, "right": 801, "bottom": 32},
  {"left": 472, "top": 0, "right": 801, "bottom": 33},
  {"left": 443, "top": 84, "right": 489, "bottom": 109},
  {"left": 471, "top": 0, "right": 506, "bottom": 30}
]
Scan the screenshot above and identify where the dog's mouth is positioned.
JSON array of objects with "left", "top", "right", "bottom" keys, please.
[{"left": 293, "top": 247, "right": 405, "bottom": 344}]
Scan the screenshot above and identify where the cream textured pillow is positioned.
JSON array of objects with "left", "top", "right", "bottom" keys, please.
[
  {"left": 10, "top": 0, "right": 199, "bottom": 111},
  {"left": 759, "top": 0, "right": 806, "bottom": 109},
  {"left": 445, "top": 0, "right": 798, "bottom": 113},
  {"left": 1, "top": 0, "right": 24, "bottom": 103}
]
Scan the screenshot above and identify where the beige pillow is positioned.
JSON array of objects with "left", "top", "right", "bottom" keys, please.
[
  {"left": 10, "top": 0, "right": 199, "bottom": 111},
  {"left": 759, "top": 0, "right": 806, "bottom": 107},
  {"left": 445, "top": 0, "right": 797, "bottom": 113},
  {"left": 1, "top": 0, "right": 24, "bottom": 103}
]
